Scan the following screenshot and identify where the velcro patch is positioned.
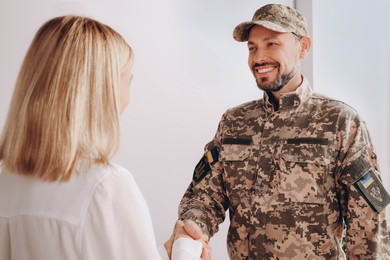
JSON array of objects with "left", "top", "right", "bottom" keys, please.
[
  {"left": 287, "top": 137, "right": 329, "bottom": 145},
  {"left": 193, "top": 147, "right": 219, "bottom": 183},
  {"left": 222, "top": 138, "right": 252, "bottom": 145},
  {"left": 206, "top": 147, "right": 219, "bottom": 165},
  {"left": 193, "top": 155, "right": 211, "bottom": 183},
  {"left": 354, "top": 169, "right": 390, "bottom": 213}
]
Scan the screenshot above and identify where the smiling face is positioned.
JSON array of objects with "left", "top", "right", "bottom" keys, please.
[{"left": 247, "top": 25, "right": 310, "bottom": 98}]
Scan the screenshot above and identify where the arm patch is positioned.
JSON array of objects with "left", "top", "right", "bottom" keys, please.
[
  {"left": 192, "top": 147, "right": 219, "bottom": 183},
  {"left": 354, "top": 169, "right": 390, "bottom": 213}
]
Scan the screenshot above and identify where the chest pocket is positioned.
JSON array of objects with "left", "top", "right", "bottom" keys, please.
[
  {"left": 219, "top": 143, "right": 256, "bottom": 199},
  {"left": 220, "top": 144, "right": 252, "bottom": 178},
  {"left": 277, "top": 139, "right": 330, "bottom": 205}
]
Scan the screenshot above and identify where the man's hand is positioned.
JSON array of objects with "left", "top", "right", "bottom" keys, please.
[{"left": 164, "top": 219, "right": 212, "bottom": 259}]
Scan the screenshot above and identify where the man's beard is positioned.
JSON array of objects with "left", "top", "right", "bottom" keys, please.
[{"left": 255, "top": 65, "right": 298, "bottom": 92}]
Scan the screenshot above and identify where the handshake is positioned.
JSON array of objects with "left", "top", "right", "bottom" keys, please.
[{"left": 164, "top": 220, "right": 212, "bottom": 260}]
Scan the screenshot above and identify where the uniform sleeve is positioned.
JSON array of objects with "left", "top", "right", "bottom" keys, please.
[
  {"left": 178, "top": 113, "right": 230, "bottom": 238},
  {"left": 79, "top": 167, "right": 163, "bottom": 260},
  {"left": 336, "top": 117, "right": 390, "bottom": 259}
]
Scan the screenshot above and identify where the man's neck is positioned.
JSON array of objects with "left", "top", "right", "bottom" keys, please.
[
  {"left": 271, "top": 74, "right": 303, "bottom": 101},
  {"left": 267, "top": 74, "right": 304, "bottom": 111}
]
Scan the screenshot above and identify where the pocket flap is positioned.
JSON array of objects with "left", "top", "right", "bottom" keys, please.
[
  {"left": 220, "top": 144, "right": 251, "bottom": 161},
  {"left": 282, "top": 143, "right": 330, "bottom": 166}
]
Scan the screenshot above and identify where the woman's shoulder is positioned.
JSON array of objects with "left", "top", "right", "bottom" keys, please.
[
  {"left": 85, "top": 162, "right": 138, "bottom": 195},
  {"left": 83, "top": 162, "right": 151, "bottom": 231},
  {"left": 89, "top": 162, "right": 147, "bottom": 205}
]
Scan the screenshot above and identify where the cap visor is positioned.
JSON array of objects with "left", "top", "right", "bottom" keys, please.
[{"left": 233, "top": 21, "right": 292, "bottom": 42}]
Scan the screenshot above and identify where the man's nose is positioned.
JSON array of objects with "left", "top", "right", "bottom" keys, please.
[{"left": 252, "top": 49, "right": 268, "bottom": 64}]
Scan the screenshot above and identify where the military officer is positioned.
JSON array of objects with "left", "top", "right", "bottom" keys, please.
[{"left": 167, "top": 3, "right": 390, "bottom": 259}]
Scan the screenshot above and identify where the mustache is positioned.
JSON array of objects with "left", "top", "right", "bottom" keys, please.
[{"left": 252, "top": 62, "right": 279, "bottom": 70}]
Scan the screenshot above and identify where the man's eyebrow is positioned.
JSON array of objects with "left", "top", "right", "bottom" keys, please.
[
  {"left": 247, "top": 36, "right": 279, "bottom": 45},
  {"left": 264, "top": 36, "right": 279, "bottom": 41}
]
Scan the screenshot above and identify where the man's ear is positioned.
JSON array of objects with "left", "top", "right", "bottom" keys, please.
[{"left": 299, "top": 36, "right": 312, "bottom": 59}]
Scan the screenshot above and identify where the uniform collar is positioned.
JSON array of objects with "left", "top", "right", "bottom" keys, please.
[{"left": 263, "top": 76, "right": 312, "bottom": 112}]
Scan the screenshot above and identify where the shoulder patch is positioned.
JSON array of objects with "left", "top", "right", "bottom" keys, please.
[
  {"left": 193, "top": 147, "right": 219, "bottom": 183},
  {"left": 354, "top": 169, "right": 390, "bottom": 213}
]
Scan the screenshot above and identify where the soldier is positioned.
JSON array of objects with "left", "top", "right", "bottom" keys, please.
[{"left": 166, "top": 3, "right": 390, "bottom": 259}]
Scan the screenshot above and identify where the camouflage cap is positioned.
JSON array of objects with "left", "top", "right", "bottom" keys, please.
[{"left": 233, "top": 4, "right": 307, "bottom": 42}]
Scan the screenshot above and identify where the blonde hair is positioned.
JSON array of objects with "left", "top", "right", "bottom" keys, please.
[{"left": 0, "top": 16, "right": 133, "bottom": 181}]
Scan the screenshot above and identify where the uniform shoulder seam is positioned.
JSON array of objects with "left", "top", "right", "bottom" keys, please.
[{"left": 311, "top": 93, "right": 359, "bottom": 113}]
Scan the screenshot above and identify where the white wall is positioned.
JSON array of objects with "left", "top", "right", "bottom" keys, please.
[
  {"left": 1, "top": 0, "right": 389, "bottom": 259},
  {"left": 310, "top": 0, "right": 390, "bottom": 219}
]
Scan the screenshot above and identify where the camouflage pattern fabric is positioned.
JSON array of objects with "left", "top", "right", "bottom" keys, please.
[
  {"left": 179, "top": 77, "right": 390, "bottom": 259},
  {"left": 233, "top": 4, "right": 308, "bottom": 42}
]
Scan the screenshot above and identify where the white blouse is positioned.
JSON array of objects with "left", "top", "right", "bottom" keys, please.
[{"left": 0, "top": 163, "right": 201, "bottom": 260}]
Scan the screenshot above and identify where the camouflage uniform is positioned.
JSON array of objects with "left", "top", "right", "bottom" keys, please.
[{"left": 179, "top": 78, "right": 390, "bottom": 259}]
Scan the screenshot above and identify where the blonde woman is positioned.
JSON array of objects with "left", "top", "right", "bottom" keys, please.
[{"left": 0, "top": 16, "right": 202, "bottom": 260}]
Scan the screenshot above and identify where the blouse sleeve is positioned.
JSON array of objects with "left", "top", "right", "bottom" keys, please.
[{"left": 78, "top": 165, "right": 163, "bottom": 260}]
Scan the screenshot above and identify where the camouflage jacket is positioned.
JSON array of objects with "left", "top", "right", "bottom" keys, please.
[{"left": 179, "top": 78, "right": 390, "bottom": 259}]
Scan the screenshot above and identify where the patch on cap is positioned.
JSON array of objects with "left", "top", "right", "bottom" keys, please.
[{"left": 233, "top": 4, "right": 308, "bottom": 42}]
